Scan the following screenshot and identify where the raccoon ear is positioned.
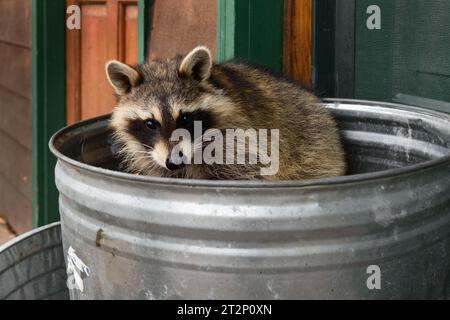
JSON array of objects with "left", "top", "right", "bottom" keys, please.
[
  {"left": 179, "top": 46, "right": 212, "bottom": 81},
  {"left": 105, "top": 60, "right": 141, "bottom": 95}
]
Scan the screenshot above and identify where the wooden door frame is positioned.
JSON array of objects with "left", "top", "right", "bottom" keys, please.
[
  {"left": 283, "top": 0, "right": 313, "bottom": 89},
  {"left": 31, "top": 0, "right": 150, "bottom": 228},
  {"left": 65, "top": 0, "right": 150, "bottom": 124}
]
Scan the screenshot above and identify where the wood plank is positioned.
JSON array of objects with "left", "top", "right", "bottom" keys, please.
[
  {"left": 81, "top": 3, "right": 117, "bottom": 120},
  {"left": 0, "top": 43, "right": 30, "bottom": 98},
  {"left": 122, "top": 3, "right": 139, "bottom": 65},
  {"left": 66, "top": 0, "right": 82, "bottom": 124},
  {"left": 66, "top": 0, "right": 139, "bottom": 124},
  {"left": 67, "top": 0, "right": 114, "bottom": 123},
  {"left": 0, "top": 173, "right": 32, "bottom": 234},
  {"left": 0, "top": 133, "right": 32, "bottom": 201},
  {"left": 0, "top": 0, "right": 32, "bottom": 233},
  {"left": 0, "top": 0, "right": 30, "bottom": 48},
  {"left": 284, "top": 0, "right": 312, "bottom": 89},
  {"left": 147, "top": 0, "right": 217, "bottom": 60},
  {"left": 0, "top": 87, "right": 31, "bottom": 150}
]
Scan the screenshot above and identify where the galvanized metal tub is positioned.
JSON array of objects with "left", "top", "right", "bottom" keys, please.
[
  {"left": 49, "top": 99, "right": 450, "bottom": 299},
  {"left": 0, "top": 223, "right": 69, "bottom": 300}
]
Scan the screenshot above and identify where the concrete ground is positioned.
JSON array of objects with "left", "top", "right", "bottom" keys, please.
[{"left": 0, "top": 216, "right": 15, "bottom": 246}]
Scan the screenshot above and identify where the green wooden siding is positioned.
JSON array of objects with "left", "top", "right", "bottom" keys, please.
[
  {"left": 138, "top": 0, "right": 152, "bottom": 63},
  {"left": 31, "top": 0, "right": 66, "bottom": 227},
  {"left": 355, "top": 0, "right": 450, "bottom": 112},
  {"left": 216, "top": 0, "right": 284, "bottom": 73}
]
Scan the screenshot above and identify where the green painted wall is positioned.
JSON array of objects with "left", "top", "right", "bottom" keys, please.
[
  {"left": 31, "top": 0, "right": 66, "bottom": 227},
  {"left": 216, "top": 0, "right": 284, "bottom": 73},
  {"left": 355, "top": 0, "right": 450, "bottom": 112},
  {"left": 138, "top": 0, "right": 151, "bottom": 63}
]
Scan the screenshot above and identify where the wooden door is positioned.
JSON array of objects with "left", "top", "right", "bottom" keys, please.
[
  {"left": 66, "top": 0, "right": 138, "bottom": 124},
  {"left": 284, "top": 0, "right": 312, "bottom": 89}
]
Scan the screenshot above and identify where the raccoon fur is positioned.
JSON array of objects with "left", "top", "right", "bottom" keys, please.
[{"left": 106, "top": 46, "right": 346, "bottom": 180}]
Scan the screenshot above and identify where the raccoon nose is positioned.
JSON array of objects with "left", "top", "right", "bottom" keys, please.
[{"left": 166, "top": 158, "right": 185, "bottom": 171}]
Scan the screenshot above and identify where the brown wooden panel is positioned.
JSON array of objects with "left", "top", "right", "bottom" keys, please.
[
  {"left": 80, "top": 3, "right": 115, "bottom": 120},
  {"left": 0, "top": 133, "right": 31, "bottom": 202},
  {"left": 147, "top": 0, "right": 216, "bottom": 60},
  {"left": 0, "top": 173, "right": 32, "bottom": 234},
  {"left": 66, "top": 0, "right": 138, "bottom": 124},
  {"left": 0, "top": 87, "right": 31, "bottom": 150},
  {"left": 0, "top": 0, "right": 30, "bottom": 48},
  {"left": 284, "top": 0, "right": 312, "bottom": 89},
  {"left": 122, "top": 4, "right": 138, "bottom": 65},
  {"left": 0, "top": 0, "right": 32, "bottom": 234},
  {"left": 0, "top": 42, "right": 30, "bottom": 98},
  {"left": 66, "top": 0, "right": 81, "bottom": 125},
  {"left": 67, "top": 1, "right": 112, "bottom": 123}
]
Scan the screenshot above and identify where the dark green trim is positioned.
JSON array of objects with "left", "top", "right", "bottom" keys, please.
[
  {"left": 354, "top": 0, "right": 394, "bottom": 101},
  {"left": 216, "top": 0, "right": 284, "bottom": 73},
  {"left": 31, "top": 0, "right": 66, "bottom": 227},
  {"left": 312, "top": 0, "right": 356, "bottom": 98},
  {"left": 312, "top": 0, "right": 336, "bottom": 97},
  {"left": 216, "top": 0, "right": 236, "bottom": 62},
  {"left": 138, "top": 0, "right": 152, "bottom": 63},
  {"left": 334, "top": 0, "right": 355, "bottom": 98}
]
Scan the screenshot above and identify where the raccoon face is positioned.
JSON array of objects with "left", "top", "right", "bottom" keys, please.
[{"left": 106, "top": 47, "right": 234, "bottom": 176}]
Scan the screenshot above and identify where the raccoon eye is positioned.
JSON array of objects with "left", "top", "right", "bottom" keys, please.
[
  {"left": 144, "top": 119, "right": 158, "bottom": 130},
  {"left": 179, "top": 113, "right": 193, "bottom": 124}
]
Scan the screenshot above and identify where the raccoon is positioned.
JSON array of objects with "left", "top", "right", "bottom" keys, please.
[{"left": 106, "top": 46, "right": 346, "bottom": 180}]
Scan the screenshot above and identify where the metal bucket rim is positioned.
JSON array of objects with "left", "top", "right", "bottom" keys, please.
[
  {"left": 49, "top": 99, "right": 450, "bottom": 189},
  {"left": 0, "top": 222, "right": 61, "bottom": 253}
]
